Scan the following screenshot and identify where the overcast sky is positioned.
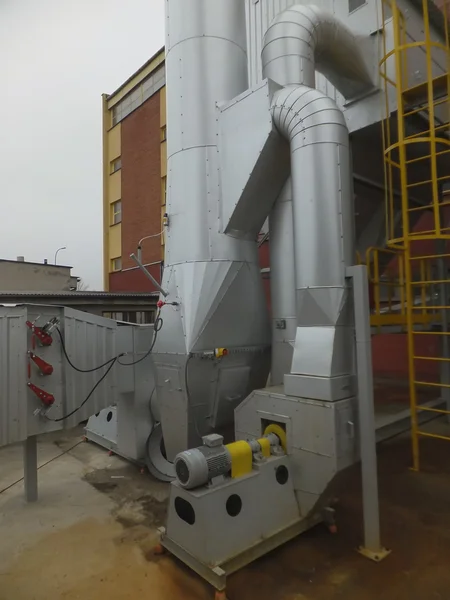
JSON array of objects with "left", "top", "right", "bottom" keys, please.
[{"left": 0, "top": 0, "right": 165, "bottom": 289}]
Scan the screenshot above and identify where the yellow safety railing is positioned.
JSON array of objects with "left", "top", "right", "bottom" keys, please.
[
  {"left": 381, "top": 0, "right": 450, "bottom": 470},
  {"left": 365, "top": 246, "right": 438, "bottom": 331},
  {"left": 366, "top": 246, "right": 406, "bottom": 331}
]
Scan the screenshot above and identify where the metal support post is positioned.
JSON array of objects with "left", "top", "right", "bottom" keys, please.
[
  {"left": 347, "top": 265, "right": 391, "bottom": 561},
  {"left": 23, "top": 435, "right": 38, "bottom": 502},
  {"left": 130, "top": 253, "right": 168, "bottom": 297}
]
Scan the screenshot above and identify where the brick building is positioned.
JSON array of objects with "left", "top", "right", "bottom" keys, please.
[{"left": 102, "top": 48, "right": 166, "bottom": 292}]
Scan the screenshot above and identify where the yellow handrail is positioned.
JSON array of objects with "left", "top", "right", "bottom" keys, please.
[{"left": 381, "top": 0, "right": 450, "bottom": 471}]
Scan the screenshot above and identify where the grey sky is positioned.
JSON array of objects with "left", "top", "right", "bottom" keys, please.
[{"left": 0, "top": 0, "right": 165, "bottom": 289}]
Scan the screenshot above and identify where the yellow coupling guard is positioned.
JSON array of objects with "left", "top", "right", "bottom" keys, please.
[
  {"left": 257, "top": 437, "right": 271, "bottom": 458},
  {"left": 226, "top": 440, "right": 253, "bottom": 478},
  {"left": 264, "top": 423, "right": 287, "bottom": 453}
]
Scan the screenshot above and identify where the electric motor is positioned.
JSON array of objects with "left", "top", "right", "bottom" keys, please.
[
  {"left": 174, "top": 431, "right": 282, "bottom": 489},
  {"left": 174, "top": 434, "right": 231, "bottom": 489}
]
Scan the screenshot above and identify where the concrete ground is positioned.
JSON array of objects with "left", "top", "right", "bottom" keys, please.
[{"left": 2, "top": 422, "right": 450, "bottom": 600}]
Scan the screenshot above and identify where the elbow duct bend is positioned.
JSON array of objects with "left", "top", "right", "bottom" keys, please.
[
  {"left": 269, "top": 80, "right": 355, "bottom": 394},
  {"left": 262, "top": 3, "right": 374, "bottom": 98},
  {"left": 270, "top": 85, "right": 353, "bottom": 294},
  {"left": 262, "top": 4, "right": 369, "bottom": 386}
]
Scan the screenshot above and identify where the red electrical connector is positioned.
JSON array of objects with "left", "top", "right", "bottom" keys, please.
[
  {"left": 157, "top": 300, "right": 179, "bottom": 308},
  {"left": 27, "top": 382, "right": 55, "bottom": 407},
  {"left": 26, "top": 321, "right": 53, "bottom": 346},
  {"left": 29, "top": 352, "right": 54, "bottom": 376}
]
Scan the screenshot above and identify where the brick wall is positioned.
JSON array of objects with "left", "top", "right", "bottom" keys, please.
[
  {"left": 109, "top": 264, "right": 162, "bottom": 292},
  {"left": 121, "top": 92, "right": 162, "bottom": 272}
]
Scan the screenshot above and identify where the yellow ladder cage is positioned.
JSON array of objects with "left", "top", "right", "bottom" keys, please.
[{"left": 380, "top": 0, "right": 450, "bottom": 470}]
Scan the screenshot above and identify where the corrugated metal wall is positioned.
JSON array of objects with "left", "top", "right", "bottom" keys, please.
[
  {"left": 61, "top": 308, "right": 118, "bottom": 430},
  {"left": 0, "top": 305, "right": 119, "bottom": 446},
  {"left": 0, "top": 307, "right": 28, "bottom": 446}
]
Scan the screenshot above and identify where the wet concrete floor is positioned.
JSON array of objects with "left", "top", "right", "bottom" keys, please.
[{"left": 2, "top": 422, "right": 450, "bottom": 600}]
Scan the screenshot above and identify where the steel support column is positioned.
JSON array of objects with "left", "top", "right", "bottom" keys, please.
[
  {"left": 347, "top": 265, "right": 390, "bottom": 561},
  {"left": 23, "top": 435, "right": 38, "bottom": 503}
]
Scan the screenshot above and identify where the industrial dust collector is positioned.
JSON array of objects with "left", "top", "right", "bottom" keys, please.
[{"left": 149, "top": 0, "right": 272, "bottom": 468}]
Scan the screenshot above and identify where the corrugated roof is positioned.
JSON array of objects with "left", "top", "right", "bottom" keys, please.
[
  {"left": 107, "top": 46, "right": 165, "bottom": 101},
  {"left": 0, "top": 291, "right": 159, "bottom": 298}
]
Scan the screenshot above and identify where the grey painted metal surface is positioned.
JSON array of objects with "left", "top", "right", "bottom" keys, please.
[
  {"left": 0, "top": 307, "right": 28, "bottom": 446},
  {"left": 348, "top": 265, "right": 388, "bottom": 559},
  {"left": 23, "top": 436, "right": 38, "bottom": 503},
  {"left": 85, "top": 324, "right": 155, "bottom": 463},
  {"left": 0, "top": 305, "right": 117, "bottom": 447},
  {"left": 116, "top": 324, "right": 155, "bottom": 461},
  {"left": 218, "top": 79, "right": 289, "bottom": 239},
  {"left": 164, "top": 454, "right": 300, "bottom": 568},
  {"left": 235, "top": 389, "right": 356, "bottom": 514},
  {"left": 153, "top": 0, "right": 271, "bottom": 461},
  {"left": 58, "top": 307, "right": 117, "bottom": 430},
  {"left": 85, "top": 407, "right": 118, "bottom": 452},
  {"left": 161, "top": 511, "right": 322, "bottom": 591}
]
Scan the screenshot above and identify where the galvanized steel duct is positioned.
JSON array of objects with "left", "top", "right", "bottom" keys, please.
[
  {"left": 269, "top": 179, "right": 296, "bottom": 386},
  {"left": 270, "top": 85, "right": 353, "bottom": 289},
  {"left": 261, "top": 4, "right": 372, "bottom": 395},
  {"left": 262, "top": 4, "right": 373, "bottom": 99}
]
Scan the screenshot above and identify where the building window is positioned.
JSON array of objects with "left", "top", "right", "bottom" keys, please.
[
  {"left": 111, "top": 200, "right": 122, "bottom": 225},
  {"left": 349, "top": 0, "right": 366, "bottom": 12},
  {"left": 110, "top": 157, "right": 122, "bottom": 174},
  {"left": 111, "top": 257, "right": 122, "bottom": 272},
  {"left": 103, "top": 310, "right": 155, "bottom": 324}
]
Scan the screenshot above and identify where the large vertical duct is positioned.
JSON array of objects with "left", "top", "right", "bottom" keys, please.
[
  {"left": 269, "top": 180, "right": 296, "bottom": 386},
  {"left": 262, "top": 5, "right": 373, "bottom": 399},
  {"left": 152, "top": 0, "right": 271, "bottom": 463},
  {"left": 165, "top": 0, "right": 249, "bottom": 266}
]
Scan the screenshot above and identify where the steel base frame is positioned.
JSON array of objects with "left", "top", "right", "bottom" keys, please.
[
  {"left": 159, "top": 513, "right": 322, "bottom": 592},
  {"left": 358, "top": 545, "right": 392, "bottom": 562}
]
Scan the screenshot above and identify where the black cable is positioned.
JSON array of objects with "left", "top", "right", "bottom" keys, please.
[
  {"left": 52, "top": 312, "right": 164, "bottom": 421},
  {"left": 47, "top": 358, "right": 117, "bottom": 422},
  {"left": 117, "top": 314, "right": 163, "bottom": 367},
  {"left": 184, "top": 353, "right": 192, "bottom": 401},
  {"left": 0, "top": 439, "right": 84, "bottom": 496},
  {"left": 56, "top": 328, "right": 119, "bottom": 372}
]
